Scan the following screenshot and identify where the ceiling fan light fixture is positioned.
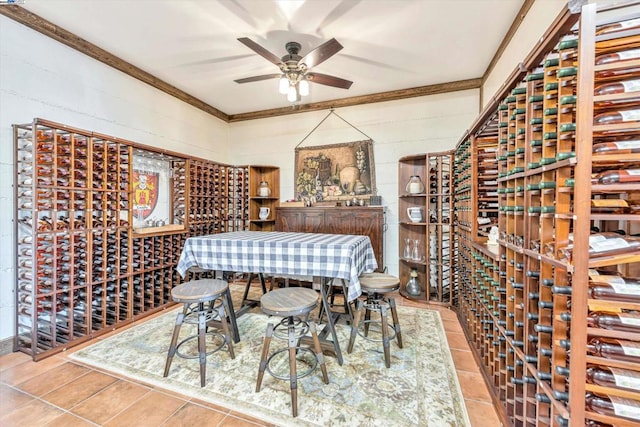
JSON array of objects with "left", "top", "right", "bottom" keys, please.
[
  {"left": 287, "top": 85, "right": 297, "bottom": 102},
  {"left": 236, "top": 37, "right": 352, "bottom": 103},
  {"left": 299, "top": 78, "right": 309, "bottom": 96},
  {"left": 278, "top": 75, "right": 289, "bottom": 94}
]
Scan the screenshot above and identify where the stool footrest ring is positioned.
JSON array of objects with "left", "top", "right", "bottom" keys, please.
[
  {"left": 356, "top": 319, "right": 399, "bottom": 343},
  {"left": 265, "top": 347, "right": 318, "bottom": 381},
  {"left": 175, "top": 332, "right": 226, "bottom": 359}
]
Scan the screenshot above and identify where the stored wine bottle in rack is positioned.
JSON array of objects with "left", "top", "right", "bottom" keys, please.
[{"left": 12, "top": 119, "right": 209, "bottom": 361}]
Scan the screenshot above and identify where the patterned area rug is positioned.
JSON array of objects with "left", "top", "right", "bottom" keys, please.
[{"left": 71, "top": 298, "right": 470, "bottom": 426}]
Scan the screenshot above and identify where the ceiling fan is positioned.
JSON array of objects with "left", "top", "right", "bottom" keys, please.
[{"left": 234, "top": 37, "right": 353, "bottom": 102}]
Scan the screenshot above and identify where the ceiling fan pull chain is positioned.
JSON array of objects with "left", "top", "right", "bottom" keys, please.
[{"left": 295, "top": 108, "right": 373, "bottom": 149}]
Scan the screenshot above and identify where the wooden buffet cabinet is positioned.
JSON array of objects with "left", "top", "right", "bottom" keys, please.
[{"left": 275, "top": 206, "right": 385, "bottom": 271}]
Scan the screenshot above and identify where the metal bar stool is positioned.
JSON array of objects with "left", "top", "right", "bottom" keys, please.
[
  {"left": 163, "top": 279, "right": 235, "bottom": 387},
  {"left": 255, "top": 287, "right": 329, "bottom": 417},
  {"left": 347, "top": 273, "right": 403, "bottom": 368}
]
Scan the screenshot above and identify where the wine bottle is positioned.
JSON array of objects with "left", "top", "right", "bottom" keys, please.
[
  {"left": 534, "top": 324, "right": 553, "bottom": 334},
  {"left": 537, "top": 371, "right": 552, "bottom": 381},
  {"left": 595, "top": 48, "right": 640, "bottom": 66},
  {"left": 594, "top": 169, "right": 640, "bottom": 184},
  {"left": 589, "top": 277, "right": 640, "bottom": 302},
  {"left": 587, "top": 365, "right": 640, "bottom": 392},
  {"left": 594, "top": 108, "right": 640, "bottom": 125},
  {"left": 595, "top": 17, "right": 640, "bottom": 35},
  {"left": 552, "top": 285, "right": 572, "bottom": 295},
  {"left": 535, "top": 393, "right": 551, "bottom": 403},
  {"left": 588, "top": 337, "right": 640, "bottom": 362},
  {"left": 585, "top": 393, "right": 640, "bottom": 421},
  {"left": 560, "top": 233, "right": 640, "bottom": 261},
  {"left": 588, "top": 311, "right": 640, "bottom": 333},
  {"left": 594, "top": 79, "right": 640, "bottom": 96}
]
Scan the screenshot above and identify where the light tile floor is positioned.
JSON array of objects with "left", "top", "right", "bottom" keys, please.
[{"left": 0, "top": 289, "right": 502, "bottom": 426}]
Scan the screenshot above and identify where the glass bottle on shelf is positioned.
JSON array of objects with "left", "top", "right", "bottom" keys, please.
[
  {"left": 406, "top": 176, "right": 424, "bottom": 194},
  {"left": 257, "top": 180, "right": 271, "bottom": 197},
  {"left": 403, "top": 238, "right": 412, "bottom": 259},
  {"left": 412, "top": 238, "right": 422, "bottom": 261},
  {"left": 406, "top": 268, "right": 421, "bottom": 296}
]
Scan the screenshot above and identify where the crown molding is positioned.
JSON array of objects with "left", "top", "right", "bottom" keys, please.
[
  {"left": 227, "top": 78, "right": 482, "bottom": 122},
  {"left": 481, "top": 0, "right": 535, "bottom": 85}
]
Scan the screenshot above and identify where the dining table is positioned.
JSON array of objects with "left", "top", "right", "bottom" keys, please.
[{"left": 176, "top": 230, "right": 379, "bottom": 365}]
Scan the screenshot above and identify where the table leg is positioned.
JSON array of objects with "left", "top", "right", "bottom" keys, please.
[
  {"left": 224, "top": 287, "right": 240, "bottom": 343},
  {"left": 319, "top": 277, "right": 344, "bottom": 365},
  {"left": 236, "top": 273, "right": 268, "bottom": 318}
]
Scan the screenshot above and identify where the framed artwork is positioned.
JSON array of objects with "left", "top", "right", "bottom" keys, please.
[
  {"left": 294, "top": 139, "right": 376, "bottom": 202},
  {"left": 132, "top": 152, "right": 173, "bottom": 227}
]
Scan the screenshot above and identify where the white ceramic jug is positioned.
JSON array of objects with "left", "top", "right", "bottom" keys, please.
[
  {"left": 259, "top": 207, "right": 270, "bottom": 220},
  {"left": 407, "top": 207, "right": 422, "bottom": 223}
]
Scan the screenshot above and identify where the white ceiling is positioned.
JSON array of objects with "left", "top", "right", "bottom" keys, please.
[{"left": 19, "top": 0, "right": 525, "bottom": 116}]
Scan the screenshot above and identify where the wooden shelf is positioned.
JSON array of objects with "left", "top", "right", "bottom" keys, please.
[
  {"left": 399, "top": 151, "right": 454, "bottom": 305},
  {"left": 248, "top": 165, "right": 279, "bottom": 231}
]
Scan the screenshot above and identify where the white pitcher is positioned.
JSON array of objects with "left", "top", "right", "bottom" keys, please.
[
  {"left": 259, "top": 207, "right": 270, "bottom": 220},
  {"left": 407, "top": 207, "right": 422, "bottom": 223}
]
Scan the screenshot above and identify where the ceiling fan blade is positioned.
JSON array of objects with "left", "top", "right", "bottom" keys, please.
[
  {"left": 234, "top": 74, "right": 282, "bottom": 84},
  {"left": 300, "top": 38, "right": 343, "bottom": 69},
  {"left": 237, "top": 37, "right": 282, "bottom": 66},
  {"left": 307, "top": 72, "right": 353, "bottom": 89}
]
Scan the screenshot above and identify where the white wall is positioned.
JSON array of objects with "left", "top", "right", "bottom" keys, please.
[
  {"left": 229, "top": 90, "right": 479, "bottom": 275},
  {"left": 482, "top": 0, "right": 568, "bottom": 108},
  {"left": 0, "top": 16, "right": 229, "bottom": 342}
]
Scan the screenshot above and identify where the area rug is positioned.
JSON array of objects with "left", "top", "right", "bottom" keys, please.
[{"left": 70, "top": 302, "right": 470, "bottom": 427}]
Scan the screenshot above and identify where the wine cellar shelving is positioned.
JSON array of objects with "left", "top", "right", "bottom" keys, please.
[
  {"left": 398, "top": 152, "right": 454, "bottom": 304},
  {"left": 13, "top": 118, "right": 262, "bottom": 360},
  {"left": 454, "top": 3, "right": 640, "bottom": 426}
]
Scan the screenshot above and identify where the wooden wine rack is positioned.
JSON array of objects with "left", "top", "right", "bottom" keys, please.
[
  {"left": 398, "top": 151, "right": 454, "bottom": 304},
  {"left": 13, "top": 118, "right": 264, "bottom": 360},
  {"left": 454, "top": 3, "right": 640, "bottom": 426}
]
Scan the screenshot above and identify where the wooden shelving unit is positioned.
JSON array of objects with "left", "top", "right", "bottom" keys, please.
[
  {"left": 13, "top": 118, "right": 256, "bottom": 360},
  {"left": 398, "top": 152, "right": 454, "bottom": 304},
  {"left": 454, "top": 3, "right": 640, "bottom": 426},
  {"left": 248, "top": 165, "right": 280, "bottom": 231}
]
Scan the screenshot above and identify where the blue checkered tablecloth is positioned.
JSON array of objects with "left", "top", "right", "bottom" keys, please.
[{"left": 176, "top": 231, "right": 378, "bottom": 301}]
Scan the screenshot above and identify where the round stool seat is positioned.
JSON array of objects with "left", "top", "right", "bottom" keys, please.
[
  {"left": 171, "top": 279, "right": 228, "bottom": 303},
  {"left": 359, "top": 273, "right": 400, "bottom": 294},
  {"left": 261, "top": 287, "right": 318, "bottom": 317}
]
